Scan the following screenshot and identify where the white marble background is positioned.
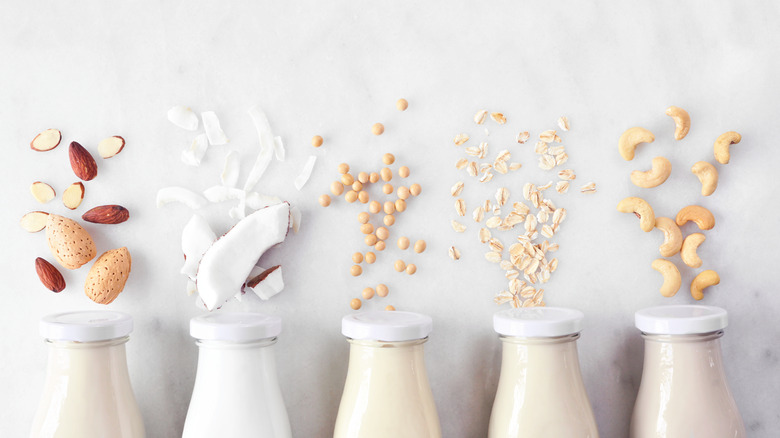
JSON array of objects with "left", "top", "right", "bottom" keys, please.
[{"left": 2, "top": 1, "right": 779, "bottom": 437}]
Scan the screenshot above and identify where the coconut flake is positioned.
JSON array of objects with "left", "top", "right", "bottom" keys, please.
[
  {"left": 168, "top": 106, "right": 199, "bottom": 131},
  {"left": 157, "top": 187, "right": 208, "bottom": 210},
  {"left": 221, "top": 150, "right": 241, "bottom": 187},
  {"left": 294, "top": 155, "right": 317, "bottom": 191},
  {"left": 180, "top": 214, "right": 217, "bottom": 281},
  {"left": 181, "top": 133, "right": 209, "bottom": 166},
  {"left": 244, "top": 265, "right": 284, "bottom": 300},
  {"left": 290, "top": 205, "right": 301, "bottom": 233},
  {"left": 244, "top": 106, "right": 276, "bottom": 192},
  {"left": 195, "top": 295, "right": 208, "bottom": 310},
  {"left": 201, "top": 111, "right": 228, "bottom": 145},
  {"left": 246, "top": 193, "right": 282, "bottom": 210},
  {"left": 196, "top": 202, "right": 290, "bottom": 310},
  {"left": 228, "top": 191, "right": 247, "bottom": 220},
  {"left": 203, "top": 186, "right": 245, "bottom": 203},
  {"left": 273, "top": 136, "right": 286, "bottom": 161}
]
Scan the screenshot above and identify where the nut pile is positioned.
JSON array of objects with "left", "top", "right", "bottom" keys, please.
[
  {"left": 21, "top": 129, "right": 132, "bottom": 304},
  {"left": 450, "top": 112, "right": 595, "bottom": 308},
  {"left": 318, "top": 100, "right": 422, "bottom": 310},
  {"left": 616, "top": 106, "right": 741, "bottom": 300}
]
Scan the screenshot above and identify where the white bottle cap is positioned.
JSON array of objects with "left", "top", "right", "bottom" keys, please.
[
  {"left": 342, "top": 311, "right": 432, "bottom": 342},
  {"left": 40, "top": 311, "right": 133, "bottom": 342},
  {"left": 635, "top": 305, "right": 728, "bottom": 335},
  {"left": 493, "top": 307, "right": 584, "bottom": 337},
  {"left": 190, "top": 312, "right": 282, "bottom": 342}
]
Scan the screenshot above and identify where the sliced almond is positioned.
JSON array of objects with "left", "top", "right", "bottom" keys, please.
[
  {"left": 30, "top": 129, "right": 62, "bottom": 152},
  {"left": 62, "top": 182, "right": 85, "bottom": 210},
  {"left": 97, "top": 136, "right": 126, "bottom": 159},
  {"left": 30, "top": 182, "right": 55, "bottom": 204},
  {"left": 20, "top": 211, "right": 49, "bottom": 233}
]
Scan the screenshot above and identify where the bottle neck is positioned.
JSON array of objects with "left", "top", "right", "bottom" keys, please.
[
  {"left": 345, "top": 337, "right": 428, "bottom": 372},
  {"left": 640, "top": 330, "right": 727, "bottom": 378},
  {"left": 45, "top": 336, "right": 131, "bottom": 376},
  {"left": 498, "top": 333, "right": 582, "bottom": 377},
  {"left": 194, "top": 338, "right": 278, "bottom": 382}
]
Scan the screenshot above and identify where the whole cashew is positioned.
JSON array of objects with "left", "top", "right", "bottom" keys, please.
[
  {"left": 691, "top": 161, "right": 718, "bottom": 196},
  {"left": 690, "top": 269, "right": 720, "bottom": 300},
  {"left": 630, "top": 157, "right": 672, "bottom": 188},
  {"left": 675, "top": 205, "right": 715, "bottom": 230},
  {"left": 665, "top": 106, "right": 691, "bottom": 140},
  {"left": 651, "top": 259, "right": 681, "bottom": 297},
  {"left": 714, "top": 131, "right": 741, "bottom": 164},
  {"left": 617, "top": 197, "right": 655, "bottom": 232},
  {"left": 654, "top": 217, "right": 683, "bottom": 257},
  {"left": 619, "top": 127, "right": 655, "bottom": 161},
  {"left": 681, "top": 233, "right": 706, "bottom": 268}
]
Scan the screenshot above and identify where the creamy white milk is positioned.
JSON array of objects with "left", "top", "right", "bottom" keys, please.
[
  {"left": 30, "top": 338, "right": 145, "bottom": 438},
  {"left": 489, "top": 336, "right": 599, "bottom": 437},
  {"left": 630, "top": 305, "right": 745, "bottom": 438},
  {"left": 183, "top": 312, "right": 290, "bottom": 438},
  {"left": 334, "top": 311, "right": 440, "bottom": 438},
  {"left": 630, "top": 332, "right": 746, "bottom": 437}
]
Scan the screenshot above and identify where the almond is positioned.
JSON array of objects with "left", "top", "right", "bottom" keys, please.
[
  {"left": 82, "top": 205, "right": 129, "bottom": 224},
  {"left": 35, "top": 257, "right": 66, "bottom": 292},
  {"left": 84, "top": 247, "right": 132, "bottom": 304},
  {"left": 30, "top": 129, "right": 62, "bottom": 151},
  {"left": 30, "top": 181, "right": 56, "bottom": 204},
  {"left": 20, "top": 211, "right": 49, "bottom": 233},
  {"left": 46, "top": 214, "right": 96, "bottom": 269},
  {"left": 69, "top": 141, "right": 98, "bottom": 181},
  {"left": 62, "top": 182, "right": 85, "bottom": 210},
  {"left": 98, "top": 136, "right": 125, "bottom": 159}
]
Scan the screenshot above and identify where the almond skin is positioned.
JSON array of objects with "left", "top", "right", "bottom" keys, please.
[
  {"left": 82, "top": 205, "right": 129, "bottom": 224},
  {"left": 85, "top": 247, "right": 131, "bottom": 304},
  {"left": 31, "top": 129, "right": 62, "bottom": 151},
  {"left": 35, "top": 257, "right": 66, "bottom": 292},
  {"left": 69, "top": 141, "right": 98, "bottom": 181}
]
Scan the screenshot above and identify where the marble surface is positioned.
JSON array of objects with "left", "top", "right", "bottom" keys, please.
[{"left": 2, "top": 1, "right": 779, "bottom": 437}]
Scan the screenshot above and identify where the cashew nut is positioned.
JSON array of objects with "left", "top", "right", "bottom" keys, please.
[
  {"left": 665, "top": 106, "right": 691, "bottom": 140},
  {"left": 690, "top": 269, "right": 720, "bottom": 300},
  {"left": 618, "top": 127, "right": 655, "bottom": 161},
  {"left": 680, "top": 233, "right": 706, "bottom": 268},
  {"left": 654, "top": 217, "right": 682, "bottom": 257},
  {"left": 630, "top": 157, "right": 672, "bottom": 188},
  {"left": 713, "top": 131, "right": 741, "bottom": 164},
  {"left": 690, "top": 161, "right": 719, "bottom": 196},
  {"left": 651, "top": 259, "right": 681, "bottom": 297},
  {"left": 675, "top": 205, "right": 715, "bottom": 230},
  {"left": 617, "top": 197, "right": 655, "bottom": 232}
]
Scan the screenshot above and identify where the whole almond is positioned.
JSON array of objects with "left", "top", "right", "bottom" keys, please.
[
  {"left": 46, "top": 214, "right": 97, "bottom": 269},
  {"left": 82, "top": 205, "right": 129, "bottom": 224},
  {"left": 85, "top": 247, "right": 132, "bottom": 304},
  {"left": 35, "top": 257, "right": 66, "bottom": 292},
  {"left": 69, "top": 141, "right": 98, "bottom": 181}
]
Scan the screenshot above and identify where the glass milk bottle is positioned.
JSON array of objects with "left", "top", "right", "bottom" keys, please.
[
  {"left": 334, "top": 311, "right": 441, "bottom": 438},
  {"left": 630, "top": 305, "right": 746, "bottom": 437},
  {"left": 488, "top": 308, "right": 599, "bottom": 438},
  {"left": 30, "top": 311, "right": 145, "bottom": 438},
  {"left": 183, "top": 312, "right": 291, "bottom": 438}
]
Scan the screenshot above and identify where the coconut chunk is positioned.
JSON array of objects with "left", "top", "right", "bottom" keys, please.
[
  {"left": 201, "top": 111, "right": 228, "bottom": 145},
  {"left": 221, "top": 150, "right": 241, "bottom": 187},
  {"left": 181, "top": 134, "right": 209, "bottom": 166},
  {"left": 244, "top": 265, "right": 284, "bottom": 300},
  {"left": 290, "top": 205, "right": 301, "bottom": 233},
  {"left": 294, "top": 156, "right": 317, "bottom": 191},
  {"left": 168, "top": 106, "right": 199, "bottom": 131},
  {"left": 273, "top": 136, "right": 286, "bottom": 161},
  {"left": 180, "top": 214, "right": 216, "bottom": 281},
  {"left": 157, "top": 187, "right": 208, "bottom": 209},
  {"left": 244, "top": 106, "right": 275, "bottom": 192},
  {"left": 196, "top": 202, "right": 290, "bottom": 310}
]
